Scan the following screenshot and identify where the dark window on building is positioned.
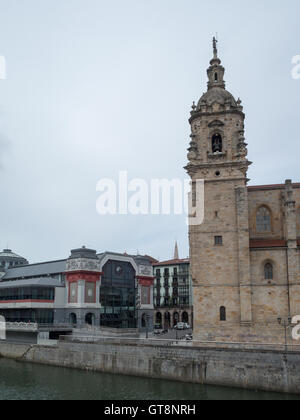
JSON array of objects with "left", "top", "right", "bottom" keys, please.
[
  {"left": 220, "top": 306, "right": 226, "bottom": 322},
  {"left": 100, "top": 260, "right": 136, "bottom": 329},
  {"left": 214, "top": 73, "right": 218, "bottom": 82},
  {"left": 264, "top": 263, "right": 274, "bottom": 280},
  {"left": 182, "top": 312, "right": 189, "bottom": 323},
  {"left": 69, "top": 313, "right": 77, "bottom": 325},
  {"left": 214, "top": 236, "right": 223, "bottom": 246},
  {"left": 155, "top": 312, "right": 162, "bottom": 328},
  {"left": 256, "top": 206, "right": 271, "bottom": 233},
  {"left": 212, "top": 133, "right": 223, "bottom": 153},
  {"left": 141, "top": 314, "right": 147, "bottom": 328},
  {"left": 192, "top": 181, "right": 197, "bottom": 207},
  {"left": 0, "top": 287, "right": 54, "bottom": 302},
  {"left": 180, "top": 297, "right": 189, "bottom": 305},
  {"left": 0, "top": 309, "right": 54, "bottom": 324}
]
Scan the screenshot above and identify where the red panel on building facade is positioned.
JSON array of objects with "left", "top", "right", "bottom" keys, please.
[
  {"left": 0, "top": 300, "right": 54, "bottom": 304},
  {"left": 136, "top": 276, "right": 155, "bottom": 287},
  {"left": 66, "top": 271, "right": 103, "bottom": 283}
]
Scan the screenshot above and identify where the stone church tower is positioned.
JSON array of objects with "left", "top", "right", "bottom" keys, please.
[
  {"left": 186, "top": 38, "right": 253, "bottom": 341},
  {"left": 186, "top": 39, "right": 300, "bottom": 344}
]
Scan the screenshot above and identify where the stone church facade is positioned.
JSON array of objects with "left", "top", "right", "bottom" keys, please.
[{"left": 186, "top": 39, "right": 300, "bottom": 344}]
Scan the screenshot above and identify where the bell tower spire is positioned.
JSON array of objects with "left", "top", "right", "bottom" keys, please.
[
  {"left": 207, "top": 37, "right": 225, "bottom": 90},
  {"left": 186, "top": 37, "right": 250, "bottom": 174}
]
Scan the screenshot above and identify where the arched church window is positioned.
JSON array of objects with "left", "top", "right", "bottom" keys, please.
[
  {"left": 256, "top": 206, "right": 271, "bottom": 233},
  {"left": 212, "top": 134, "right": 223, "bottom": 153},
  {"left": 214, "top": 73, "right": 218, "bottom": 82},
  {"left": 220, "top": 306, "right": 226, "bottom": 322},
  {"left": 264, "top": 263, "right": 274, "bottom": 280}
]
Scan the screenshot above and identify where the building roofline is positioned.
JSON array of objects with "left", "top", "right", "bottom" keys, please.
[
  {"left": 10, "top": 259, "right": 67, "bottom": 268},
  {"left": 153, "top": 258, "right": 190, "bottom": 267},
  {"left": 0, "top": 277, "right": 64, "bottom": 288},
  {"left": 97, "top": 251, "right": 156, "bottom": 261},
  {"left": 248, "top": 183, "right": 300, "bottom": 192},
  {"left": 2, "top": 259, "right": 67, "bottom": 280}
]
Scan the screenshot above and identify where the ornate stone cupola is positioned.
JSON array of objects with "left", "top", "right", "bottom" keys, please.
[{"left": 186, "top": 38, "right": 251, "bottom": 181}]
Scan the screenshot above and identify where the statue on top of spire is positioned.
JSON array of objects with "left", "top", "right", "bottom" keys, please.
[{"left": 213, "top": 37, "right": 218, "bottom": 57}]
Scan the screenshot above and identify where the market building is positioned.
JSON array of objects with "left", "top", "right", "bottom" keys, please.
[{"left": 0, "top": 247, "right": 155, "bottom": 332}]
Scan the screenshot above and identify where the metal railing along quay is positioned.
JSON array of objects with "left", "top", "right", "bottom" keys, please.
[
  {"left": 4, "top": 322, "right": 74, "bottom": 332},
  {"left": 5, "top": 322, "right": 38, "bottom": 331}
]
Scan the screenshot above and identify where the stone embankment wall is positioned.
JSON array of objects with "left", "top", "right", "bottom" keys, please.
[{"left": 0, "top": 339, "right": 300, "bottom": 395}]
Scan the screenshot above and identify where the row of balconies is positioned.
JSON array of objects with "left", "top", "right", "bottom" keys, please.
[
  {"left": 155, "top": 269, "right": 189, "bottom": 277},
  {"left": 155, "top": 281, "right": 179, "bottom": 287}
]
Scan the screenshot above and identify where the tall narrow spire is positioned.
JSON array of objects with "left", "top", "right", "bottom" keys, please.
[
  {"left": 174, "top": 241, "right": 179, "bottom": 260},
  {"left": 207, "top": 37, "right": 225, "bottom": 90},
  {"left": 213, "top": 36, "right": 218, "bottom": 59}
]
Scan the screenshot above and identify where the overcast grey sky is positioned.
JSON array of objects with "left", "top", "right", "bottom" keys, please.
[{"left": 0, "top": 0, "right": 299, "bottom": 263}]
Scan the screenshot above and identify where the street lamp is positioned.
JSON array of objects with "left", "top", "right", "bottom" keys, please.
[{"left": 277, "top": 317, "right": 292, "bottom": 353}]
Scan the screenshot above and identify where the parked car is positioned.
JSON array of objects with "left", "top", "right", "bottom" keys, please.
[{"left": 175, "top": 322, "right": 190, "bottom": 330}]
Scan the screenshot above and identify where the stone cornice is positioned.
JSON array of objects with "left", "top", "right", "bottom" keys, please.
[
  {"left": 189, "top": 109, "right": 245, "bottom": 124},
  {"left": 185, "top": 160, "right": 251, "bottom": 170}
]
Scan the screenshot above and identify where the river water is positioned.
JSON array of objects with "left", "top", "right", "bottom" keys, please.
[{"left": 0, "top": 358, "right": 299, "bottom": 400}]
